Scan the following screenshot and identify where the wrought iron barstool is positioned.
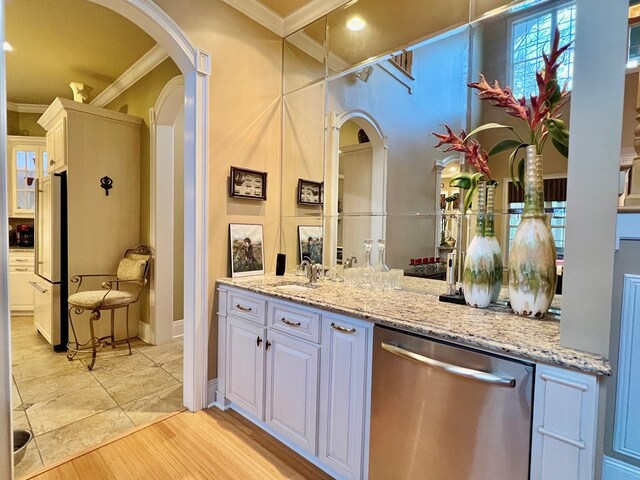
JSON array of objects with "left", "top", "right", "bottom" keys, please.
[{"left": 67, "top": 245, "right": 152, "bottom": 370}]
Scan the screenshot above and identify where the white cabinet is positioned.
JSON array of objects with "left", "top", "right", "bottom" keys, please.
[
  {"left": 225, "top": 315, "right": 265, "bottom": 419},
  {"left": 530, "top": 363, "right": 598, "bottom": 480},
  {"left": 6, "top": 136, "right": 47, "bottom": 218},
  {"left": 45, "top": 116, "right": 67, "bottom": 173},
  {"left": 265, "top": 329, "right": 320, "bottom": 455},
  {"left": 9, "top": 251, "right": 35, "bottom": 315},
  {"left": 218, "top": 286, "right": 371, "bottom": 480},
  {"left": 319, "top": 315, "right": 370, "bottom": 480}
]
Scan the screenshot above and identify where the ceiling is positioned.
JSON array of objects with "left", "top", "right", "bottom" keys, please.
[
  {"left": 2, "top": 0, "right": 337, "bottom": 108},
  {"left": 4, "top": 0, "right": 157, "bottom": 106}
]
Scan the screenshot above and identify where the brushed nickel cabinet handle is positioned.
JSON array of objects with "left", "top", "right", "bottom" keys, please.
[
  {"left": 281, "top": 318, "right": 301, "bottom": 327},
  {"left": 14, "top": 268, "right": 30, "bottom": 272},
  {"left": 235, "top": 304, "right": 252, "bottom": 312},
  {"left": 28, "top": 281, "right": 48, "bottom": 294},
  {"left": 331, "top": 322, "right": 356, "bottom": 334}
]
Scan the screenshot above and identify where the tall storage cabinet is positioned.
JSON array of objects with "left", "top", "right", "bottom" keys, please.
[{"left": 38, "top": 98, "right": 142, "bottom": 342}]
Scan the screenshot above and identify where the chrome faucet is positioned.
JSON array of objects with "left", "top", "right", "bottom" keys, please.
[
  {"left": 300, "top": 260, "right": 320, "bottom": 283},
  {"left": 344, "top": 255, "right": 358, "bottom": 269}
]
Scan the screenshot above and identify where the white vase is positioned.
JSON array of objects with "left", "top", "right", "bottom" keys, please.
[{"left": 508, "top": 146, "right": 557, "bottom": 317}]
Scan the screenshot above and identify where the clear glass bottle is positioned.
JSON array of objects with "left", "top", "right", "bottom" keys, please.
[
  {"left": 376, "top": 239, "right": 389, "bottom": 272},
  {"left": 363, "top": 239, "right": 375, "bottom": 272}
]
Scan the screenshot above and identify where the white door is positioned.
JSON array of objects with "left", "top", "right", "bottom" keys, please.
[
  {"left": 225, "top": 316, "right": 266, "bottom": 419},
  {"left": 319, "top": 316, "right": 370, "bottom": 480},
  {"left": 35, "top": 176, "right": 61, "bottom": 283},
  {"left": 265, "top": 330, "right": 320, "bottom": 455}
]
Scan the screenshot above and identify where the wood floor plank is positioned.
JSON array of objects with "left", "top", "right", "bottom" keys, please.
[{"left": 25, "top": 408, "right": 333, "bottom": 480}]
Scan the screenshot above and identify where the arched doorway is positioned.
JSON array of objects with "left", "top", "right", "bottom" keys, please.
[
  {"left": 0, "top": 2, "right": 209, "bottom": 476},
  {"left": 325, "top": 110, "right": 387, "bottom": 266},
  {"left": 150, "top": 76, "right": 185, "bottom": 346}
]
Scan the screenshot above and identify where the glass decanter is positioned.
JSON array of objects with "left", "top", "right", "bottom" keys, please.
[
  {"left": 363, "top": 239, "right": 375, "bottom": 272},
  {"left": 376, "top": 239, "right": 389, "bottom": 272}
]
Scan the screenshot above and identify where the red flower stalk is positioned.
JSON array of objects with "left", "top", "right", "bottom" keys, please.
[
  {"left": 467, "top": 28, "right": 571, "bottom": 155},
  {"left": 432, "top": 125, "right": 491, "bottom": 179}
]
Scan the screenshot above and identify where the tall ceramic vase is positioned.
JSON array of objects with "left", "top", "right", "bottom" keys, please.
[
  {"left": 508, "top": 145, "right": 557, "bottom": 317},
  {"left": 485, "top": 184, "right": 503, "bottom": 303},
  {"left": 463, "top": 181, "right": 500, "bottom": 308}
]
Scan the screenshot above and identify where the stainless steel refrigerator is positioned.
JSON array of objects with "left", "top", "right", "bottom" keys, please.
[{"left": 31, "top": 173, "right": 67, "bottom": 350}]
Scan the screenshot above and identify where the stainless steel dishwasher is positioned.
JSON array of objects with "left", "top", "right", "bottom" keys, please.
[{"left": 370, "top": 325, "right": 533, "bottom": 480}]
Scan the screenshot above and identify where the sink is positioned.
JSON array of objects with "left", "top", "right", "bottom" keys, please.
[{"left": 273, "top": 283, "right": 319, "bottom": 292}]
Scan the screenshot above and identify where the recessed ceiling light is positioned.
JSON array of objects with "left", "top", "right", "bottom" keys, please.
[
  {"left": 346, "top": 17, "right": 365, "bottom": 31},
  {"left": 3, "top": 41, "right": 13, "bottom": 52},
  {"left": 448, "top": 166, "right": 457, "bottom": 172}
]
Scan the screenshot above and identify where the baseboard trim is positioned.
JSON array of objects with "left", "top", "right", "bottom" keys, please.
[
  {"left": 603, "top": 456, "right": 640, "bottom": 479},
  {"left": 173, "top": 319, "right": 184, "bottom": 338},
  {"left": 207, "top": 378, "right": 218, "bottom": 408}
]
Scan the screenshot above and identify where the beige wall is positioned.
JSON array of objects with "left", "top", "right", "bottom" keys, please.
[
  {"left": 174, "top": 107, "right": 185, "bottom": 322},
  {"left": 153, "top": 0, "right": 283, "bottom": 380},
  {"left": 104, "top": 57, "right": 182, "bottom": 328},
  {"left": 6, "top": 111, "right": 46, "bottom": 136}
]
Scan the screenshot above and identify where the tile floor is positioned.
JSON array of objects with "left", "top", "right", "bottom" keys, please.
[{"left": 11, "top": 316, "right": 184, "bottom": 479}]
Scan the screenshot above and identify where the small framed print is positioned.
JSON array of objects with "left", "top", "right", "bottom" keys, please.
[
  {"left": 297, "top": 179, "right": 323, "bottom": 206},
  {"left": 229, "top": 223, "right": 265, "bottom": 277},
  {"left": 230, "top": 167, "right": 267, "bottom": 200},
  {"left": 298, "top": 225, "right": 323, "bottom": 264}
]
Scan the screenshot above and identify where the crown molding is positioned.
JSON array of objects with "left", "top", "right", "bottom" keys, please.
[
  {"left": 220, "top": 0, "right": 284, "bottom": 36},
  {"left": 283, "top": 0, "right": 349, "bottom": 37},
  {"left": 90, "top": 44, "right": 168, "bottom": 108},
  {"left": 6, "top": 102, "right": 48, "bottom": 114}
]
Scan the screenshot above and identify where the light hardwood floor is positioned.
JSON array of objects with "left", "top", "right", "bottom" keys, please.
[{"left": 25, "top": 408, "right": 333, "bottom": 480}]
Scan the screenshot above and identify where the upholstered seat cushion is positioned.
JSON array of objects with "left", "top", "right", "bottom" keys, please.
[{"left": 68, "top": 290, "right": 135, "bottom": 310}]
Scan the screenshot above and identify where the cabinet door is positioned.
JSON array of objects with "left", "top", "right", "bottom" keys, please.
[
  {"left": 9, "top": 270, "right": 34, "bottom": 312},
  {"left": 225, "top": 315, "right": 266, "bottom": 419},
  {"left": 319, "top": 317, "right": 370, "bottom": 480},
  {"left": 265, "top": 330, "right": 320, "bottom": 455},
  {"left": 48, "top": 118, "right": 66, "bottom": 172}
]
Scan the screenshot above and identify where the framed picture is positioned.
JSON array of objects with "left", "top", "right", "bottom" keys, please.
[
  {"left": 230, "top": 167, "right": 267, "bottom": 200},
  {"left": 297, "top": 179, "right": 323, "bottom": 206},
  {"left": 298, "top": 225, "right": 323, "bottom": 264},
  {"left": 229, "top": 223, "right": 265, "bottom": 277}
]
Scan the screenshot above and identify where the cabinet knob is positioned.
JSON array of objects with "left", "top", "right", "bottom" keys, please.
[
  {"left": 266, "top": 340, "right": 272, "bottom": 351},
  {"left": 256, "top": 336, "right": 262, "bottom": 348}
]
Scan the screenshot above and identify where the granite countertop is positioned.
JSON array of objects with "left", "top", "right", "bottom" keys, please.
[{"left": 217, "top": 274, "right": 610, "bottom": 376}]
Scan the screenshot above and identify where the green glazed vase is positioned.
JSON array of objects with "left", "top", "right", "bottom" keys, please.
[
  {"left": 508, "top": 145, "right": 557, "bottom": 317},
  {"left": 462, "top": 181, "right": 503, "bottom": 308}
]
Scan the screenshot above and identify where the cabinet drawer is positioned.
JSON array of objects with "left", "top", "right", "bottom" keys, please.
[
  {"left": 269, "top": 301, "right": 320, "bottom": 343},
  {"left": 227, "top": 290, "right": 267, "bottom": 325},
  {"left": 10, "top": 254, "right": 35, "bottom": 267}
]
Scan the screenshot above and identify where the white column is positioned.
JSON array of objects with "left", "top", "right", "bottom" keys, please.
[
  {"left": 182, "top": 51, "right": 210, "bottom": 412},
  {"left": 0, "top": 4, "right": 15, "bottom": 479},
  {"left": 561, "top": 0, "right": 628, "bottom": 355}
]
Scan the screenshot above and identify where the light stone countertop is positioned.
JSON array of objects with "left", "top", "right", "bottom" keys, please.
[{"left": 217, "top": 274, "right": 611, "bottom": 376}]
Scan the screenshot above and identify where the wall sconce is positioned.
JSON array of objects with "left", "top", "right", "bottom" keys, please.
[{"left": 355, "top": 66, "right": 374, "bottom": 83}]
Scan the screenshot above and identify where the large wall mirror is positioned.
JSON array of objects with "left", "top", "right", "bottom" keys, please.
[{"left": 280, "top": 0, "right": 635, "bottom": 306}]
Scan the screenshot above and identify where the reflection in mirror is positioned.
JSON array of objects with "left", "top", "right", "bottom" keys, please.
[
  {"left": 326, "top": 27, "right": 470, "bottom": 271},
  {"left": 326, "top": 0, "right": 470, "bottom": 75},
  {"left": 469, "top": 0, "right": 574, "bottom": 294},
  {"left": 284, "top": 16, "right": 326, "bottom": 94},
  {"left": 281, "top": 83, "right": 325, "bottom": 271},
  {"left": 281, "top": 0, "right": 633, "bottom": 309}
]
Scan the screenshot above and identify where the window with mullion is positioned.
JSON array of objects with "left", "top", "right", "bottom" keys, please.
[{"left": 510, "top": 2, "right": 576, "bottom": 100}]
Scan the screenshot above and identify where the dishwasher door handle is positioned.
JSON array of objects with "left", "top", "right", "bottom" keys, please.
[{"left": 381, "top": 341, "right": 516, "bottom": 388}]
